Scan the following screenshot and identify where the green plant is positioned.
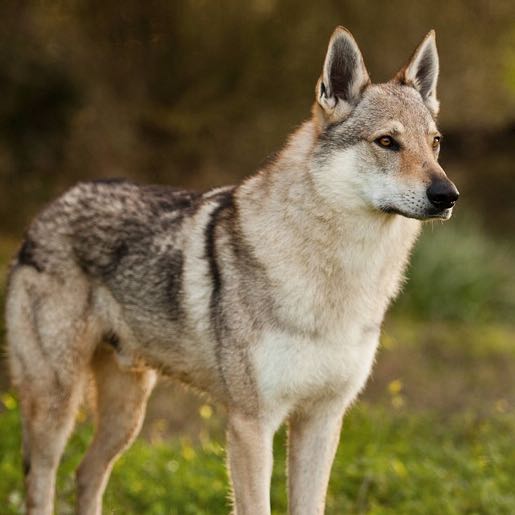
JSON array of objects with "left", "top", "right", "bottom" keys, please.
[{"left": 394, "top": 216, "right": 515, "bottom": 323}]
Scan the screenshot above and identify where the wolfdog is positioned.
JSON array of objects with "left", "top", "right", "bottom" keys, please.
[{"left": 6, "top": 27, "right": 458, "bottom": 514}]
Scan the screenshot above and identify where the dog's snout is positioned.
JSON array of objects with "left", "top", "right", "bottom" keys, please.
[{"left": 426, "top": 180, "right": 460, "bottom": 210}]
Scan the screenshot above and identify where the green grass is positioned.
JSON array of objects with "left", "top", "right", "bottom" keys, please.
[{"left": 1, "top": 398, "right": 515, "bottom": 514}]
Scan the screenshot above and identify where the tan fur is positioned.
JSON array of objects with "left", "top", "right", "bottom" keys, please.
[{"left": 76, "top": 349, "right": 156, "bottom": 515}]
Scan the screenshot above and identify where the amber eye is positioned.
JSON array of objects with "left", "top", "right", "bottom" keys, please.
[
  {"left": 375, "top": 135, "right": 400, "bottom": 151},
  {"left": 432, "top": 136, "right": 441, "bottom": 150}
]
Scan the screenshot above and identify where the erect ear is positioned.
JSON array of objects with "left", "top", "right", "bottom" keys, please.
[
  {"left": 316, "top": 27, "right": 370, "bottom": 122},
  {"left": 396, "top": 30, "right": 440, "bottom": 116}
]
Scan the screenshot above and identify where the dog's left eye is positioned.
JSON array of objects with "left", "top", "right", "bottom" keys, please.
[
  {"left": 375, "top": 136, "right": 400, "bottom": 151},
  {"left": 432, "top": 136, "right": 441, "bottom": 150}
]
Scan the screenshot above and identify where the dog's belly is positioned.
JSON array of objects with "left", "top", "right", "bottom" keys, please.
[
  {"left": 252, "top": 323, "right": 380, "bottom": 414},
  {"left": 110, "top": 327, "right": 226, "bottom": 396},
  {"left": 94, "top": 285, "right": 225, "bottom": 393}
]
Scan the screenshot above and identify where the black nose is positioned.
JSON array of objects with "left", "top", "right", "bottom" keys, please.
[{"left": 426, "top": 180, "right": 460, "bottom": 210}]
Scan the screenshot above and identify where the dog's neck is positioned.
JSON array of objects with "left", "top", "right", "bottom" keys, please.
[
  {"left": 236, "top": 119, "right": 420, "bottom": 252},
  {"left": 235, "top": 119, "right": 421, "bottom": 333}
]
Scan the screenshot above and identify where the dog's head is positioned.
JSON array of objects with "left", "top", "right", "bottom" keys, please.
[{"left": 311, "top": 27, "right": 459, "bottom": 221}]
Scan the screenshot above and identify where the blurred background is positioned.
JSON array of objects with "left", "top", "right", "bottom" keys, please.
[{"left": 0, "top": 1, "right": 514, "bottom": 513}]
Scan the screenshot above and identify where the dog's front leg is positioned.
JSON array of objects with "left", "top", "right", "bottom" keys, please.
[
  {"left": 226, "top": 411, "right": 274, "bottom": 515},
  {"left": 287, "top": 402, "right": 344, "bottom": 515}
]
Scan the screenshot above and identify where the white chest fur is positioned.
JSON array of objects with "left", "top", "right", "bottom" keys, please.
[{"left": 252, "top": 321, "right": 380, "bottom": 414}]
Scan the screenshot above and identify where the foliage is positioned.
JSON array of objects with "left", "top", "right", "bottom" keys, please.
[{"left": 394, "top": 216, "right": 515, "bottom": 324}]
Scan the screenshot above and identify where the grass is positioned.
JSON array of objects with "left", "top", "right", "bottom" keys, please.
[{"left": 1, "top": 397, "right": 515, "bottom": 514}]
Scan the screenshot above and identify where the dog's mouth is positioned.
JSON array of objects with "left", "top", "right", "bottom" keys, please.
[
  {"left": 423, "top": 205, "right": 454, "bottom": 221},
  {"left": 380, "top": 204, "right": 454, "bottom": 221}
]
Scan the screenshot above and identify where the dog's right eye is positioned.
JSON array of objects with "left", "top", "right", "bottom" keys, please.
[{"left": 375, "top": 136, "right": 400, "bottom": 151}]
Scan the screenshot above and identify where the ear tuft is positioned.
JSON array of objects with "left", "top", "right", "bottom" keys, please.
[
  {"left": 316, "top": 27, "right": 370, "bottom": 121},
  {"left": 396, "top": 30, "right": 440, "bottom": 116}
]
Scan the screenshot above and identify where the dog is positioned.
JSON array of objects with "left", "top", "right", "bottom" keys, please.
[{"left": 5, "top": 26, "right": 458, "bottom": 515}]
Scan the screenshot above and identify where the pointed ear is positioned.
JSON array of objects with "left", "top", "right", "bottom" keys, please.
[
  {"left": 316, "top": 27, "right": 370, "bottom": 121},
  {"left": 396, "top": 30, "right": 440, "bottom": 116}
]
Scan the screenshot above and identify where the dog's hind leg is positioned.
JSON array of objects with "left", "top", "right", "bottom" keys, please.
[
  {"left": 76, "top": 347, "right": 156, "bottom": 515},
  {"left": 18, "top": 377, "right": 85, "bottom": 515},
  {"left": 6, "top": 269, "right": 97, "bottom": 515}
]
